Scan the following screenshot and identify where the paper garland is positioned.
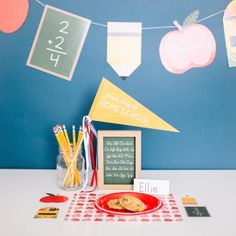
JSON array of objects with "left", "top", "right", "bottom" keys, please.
[{"left": 26, "top": 1, "right": 231, "bottom": 80}]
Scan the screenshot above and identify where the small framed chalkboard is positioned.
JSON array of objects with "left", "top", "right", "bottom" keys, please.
[{"left": 98, "top": 130, "right": 141, "bottom": 190}]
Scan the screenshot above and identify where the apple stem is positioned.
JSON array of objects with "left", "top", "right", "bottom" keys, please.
[
  {"left": 46, "top": 193, "right": 56, "bottom": 196},
  {"left": 173, "top": 20, "right": 183, "bottom": 31}
]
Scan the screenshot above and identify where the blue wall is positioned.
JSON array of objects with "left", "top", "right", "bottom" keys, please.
[{"left": 0, "top": 0, "right": 236, "bottom": 169}]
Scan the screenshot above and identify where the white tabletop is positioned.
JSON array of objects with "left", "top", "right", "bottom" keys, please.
[{"left": 0, "top": 169, "right": 235, "bottom": 236}]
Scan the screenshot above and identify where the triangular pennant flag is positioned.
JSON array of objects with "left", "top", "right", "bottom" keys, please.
[{"left": 89, "top": 78, "right": 179, "bottom": 132}]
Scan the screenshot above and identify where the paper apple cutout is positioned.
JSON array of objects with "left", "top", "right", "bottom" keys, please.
[
  {"left": 0, "top": 0, "right": 29, "bottom": 33},
  {"left": 159, "top": 23, "right": 216, "bottom": 74},
  {"left": 40, "top": 193, "right": 69, "bottom": 203}
]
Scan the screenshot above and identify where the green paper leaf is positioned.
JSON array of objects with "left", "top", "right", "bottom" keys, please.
[{"left": 183, "top": 9, "right": 200, "bottom": 26}]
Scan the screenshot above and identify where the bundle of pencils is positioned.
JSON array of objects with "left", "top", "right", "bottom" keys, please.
[{"left": 53, "top": 124, "right": 84, "bottom": 189}]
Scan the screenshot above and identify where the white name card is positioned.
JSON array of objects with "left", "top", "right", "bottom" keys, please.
[{"left": 134, "top": 179, "right": 170, "bottom": 195}]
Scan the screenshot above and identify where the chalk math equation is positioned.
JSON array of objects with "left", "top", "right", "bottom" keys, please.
[{"left": 47, "top": 21, "right": 69, "bottom": 68}]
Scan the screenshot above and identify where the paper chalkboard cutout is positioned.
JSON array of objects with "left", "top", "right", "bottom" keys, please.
[
  {"left": 89, "top": 78, "right": 178, "bottom": 132},
  {"left": 185, "top": 207, "right": 210, "bottom": 217},
  {"left": 107, "top": 22, "right": 142, "bottom": 79},
  {"left": 0, "top": 0, "right": 29, "bottom": 33},
  {"left": 223, "top": 0, "right": 236, "bottom": 67},
  {"left": 27, "top": 5, "right": 91, "bottom": 81}
]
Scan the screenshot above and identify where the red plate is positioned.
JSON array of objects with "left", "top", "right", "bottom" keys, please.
[{"left": 94, "top": 192, "right": 163, "bottom": 216}]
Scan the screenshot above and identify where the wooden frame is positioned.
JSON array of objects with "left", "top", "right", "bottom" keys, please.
[{"left": 98, "top": 130, "right": 141, "bottom": 190}]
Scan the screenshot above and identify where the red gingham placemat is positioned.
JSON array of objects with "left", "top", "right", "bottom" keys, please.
[{"left": 64, "top": 193, "right": 183, "bottom": 222}]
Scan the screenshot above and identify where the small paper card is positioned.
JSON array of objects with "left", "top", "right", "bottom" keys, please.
[
  {"left": 34, "top": 207, "right": 60, "bottom": 219},
  {"left": 133, "top": 178, "right": 170, "bottom": 195},
  {"left": 27, "top": 5, "right": 91, "bottom": 81},
  {"left": 181, "top": 196, "right": 198, "bottom": 205},
  {"left": 185, "top": 207, "right": 210, "bottom": 217}
]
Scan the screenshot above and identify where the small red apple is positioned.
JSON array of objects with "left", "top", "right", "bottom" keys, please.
[{"left": 40, "top": 193, "right": 68, "bottom": 203}]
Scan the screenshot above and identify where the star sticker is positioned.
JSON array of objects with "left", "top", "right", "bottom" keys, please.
[{"left": 48, "top": 40, "right": 53, "bottom": 45}]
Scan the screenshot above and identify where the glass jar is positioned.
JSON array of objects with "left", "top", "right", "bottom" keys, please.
[{"left": 56, "top": 147, "right": 85, "bottom": 191}]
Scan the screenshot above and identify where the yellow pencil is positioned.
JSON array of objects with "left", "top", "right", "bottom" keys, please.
[
  {"left": 53, "top": 126, "right": 63, "bottom": 149},
  {"left": 58, "top": 126, "right": 69, "bottom": 155},
  {"left": 53, "top": 125, "right": 82, "bottom": 188},
  {"left": 62, "top": 125, "right": 80, "bottom": 186},
  {"left": 53, "top": 126, "right": 69, "bottom": 166},
  {"left": 57, "top": 125, "right": 75, "bottom": 187},
  {"left": 64, "top": 134, "right": 84, "bottom": 187},
  {"left": 72, "top": 125, "right": 76, "bottom": 150},
  {"left": 62, "top": 125, "right": 71, "bottom": 149},
  {"left": 76, "top": 126, "right": 83, "bottom": 148}
]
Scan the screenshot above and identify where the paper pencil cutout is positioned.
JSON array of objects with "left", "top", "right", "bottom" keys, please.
[
  {"left": 27, "top": 5, "right": 91, "bottom": 81},
  {"left": 89, "top": 78, "right": 178, "bottom": 132},
  {"left": 223, "top": 0, "right": 236, "bottom": 67},
  {"left": 107, "top": 22, "right": 142, "bottom": 79},
  {"left": 0, "top": 0, "right": 29, "bottom": 33}
]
